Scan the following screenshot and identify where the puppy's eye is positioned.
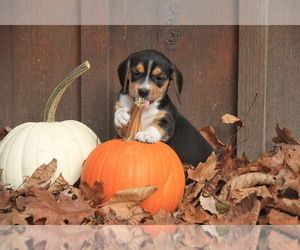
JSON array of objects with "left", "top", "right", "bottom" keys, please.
[
  {"left": 154, "top": 75, "right": 165, "bottom": 82},
  {"left": 131, "top": 70, "right": 142, "bottom": 78}
]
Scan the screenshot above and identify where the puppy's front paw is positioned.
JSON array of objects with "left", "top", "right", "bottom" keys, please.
[
  {"left": 135, "top": 127, "right": 161, "bottom": 143},
  {"left": 114, "top": 107, "right": 130, "bottom": 127}
]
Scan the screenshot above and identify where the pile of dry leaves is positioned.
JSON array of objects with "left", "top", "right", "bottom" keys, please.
[{"left": 0, "top": 121, "right": 299, "bottom": 226}]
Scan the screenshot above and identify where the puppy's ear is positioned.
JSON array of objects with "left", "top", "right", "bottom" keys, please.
[
  {"left": 170, "top": 64, "right": 183, "bottom": 105},
  {"left": 118, "top": 56, "right": 131, "bottom": 93}
]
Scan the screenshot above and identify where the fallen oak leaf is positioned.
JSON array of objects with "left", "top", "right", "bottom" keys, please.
[
  {"left": 267, "top": 208, "right": 299, "bottom": 225},
  {"left": 187, "top": 152, "right": 219, "bottom": 182},
  {"left": 182, "top": 203, "right": 212, "bottom": 224},
  {"left": 101, "top": 186, "right": 158, "bottom": 208},
  {"left": 257, "top": 150, "right": 285, "bottom": 175},
  {"left": 272, "top": 124, "right": 300, "bottom": 145},
  {"left": 0, "top": 127, "right": 12, "bottom": 141},
  {"left": 267, "top": 229, "right": 300, "bottom": 250},
  {"left": 230, "top": 185, "right": 273, "bottom": 204},
  {"left": 218, "top": 172, "right": 276, "bottom": 201},
  {"left": 199, "top": 126, "right": 226, "bottom": 150},
  {"left": 99, "top": 186, "right": 157, "bottom": 224},
  {"left": 80, "top": 181, "right": 106, "bottom": 207},
  {"left": 0, "top": 211, "right": 30, "bottom": 225},
  {"left": 221, "top": 113, "right": 245, "bottom": 127},
  {"left": 210, "top": 193, "right": 260, "bottom": 225},
  {"left": 199, "top": 195, "right": 219, "bottom": 214},
  {"left": 24, "top": 159, "right": 57, "bottom": 188},
  {"left": 273, "top": 198, "right": 300, "bottom": 216},
  {"left": 0, "top": 190, "right": 14, "bottom": 211},
  {"left": 22, "top": 188, "right": 95, "bottom": 225},
  {"left": 282, "top": 144, "right": 300, "bottom": 173},
  {"left": 48, "top": 173, "right": 69, "bottom": 194}
]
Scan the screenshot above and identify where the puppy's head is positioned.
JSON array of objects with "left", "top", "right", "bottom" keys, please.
[{"left": 118, "top": 50, "right": 183, "bottom": 103}]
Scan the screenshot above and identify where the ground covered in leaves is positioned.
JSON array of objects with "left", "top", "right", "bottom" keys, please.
[{"left": 0, "top": 122, "right": 299, "bottom": 226}]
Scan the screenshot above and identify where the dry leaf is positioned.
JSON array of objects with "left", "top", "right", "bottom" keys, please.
[
  {"left": 0, "top": 190, "right": 13, "bottom": 210},
  {"left": 101, "top": 186, "right": 158, "bottom": 208},
  {"left": 23, "top": 188, "right": 95, "bottom": 224},
  {"left": 24, "top": 159, "right": 57, "bottom": 188},
  {"left": 144, "top": 210, "right": 177, "bottom": 225},
  {"left": 99, "top": 186, "right": 157, "bottom": 225},
  {"left": 199, "top": 195, "right": 218, "bottom": 214},
  {"left": 0, "top": 127, "right": 12, "bottom": 141},
  {"left": 272, "top": 123, "right": 300, "bottom": 145},
  {"left": 274, "top": 198, "right": 300, "bottom": 216},
  {"left": 199, "top": 126, "right": 226, "bottom": 149},
  {"left": 48, "top": 173, "right": 69, "bottom": 194},
  {"left": 221, "top": 113, "right": 245, "bottom": 127},
  {"left": 0, "top": 211, "right": 30, "bottom": 225},
  {"left": 187, "top": 152, "right": 218, "bottom": 182},
  {"left": 210, "top": 193, "right": 260, "bottom": 225},
  {"left": 230, "top": 186, "right": 273, "bottom": 204},
  {"left": 267, "top": 229, "right": 300, "bottom": 250},
  {"left": 267, "top": 208, "right": 299, "bottom": 225},
  {"left": 219, "top": 173, "right": 276, "bottom": 201},
  {"left": 282, "top": 145, "right": 300, "bottom": 173},
  {"left": 183, "top": 203, "right": 211, "bottom": 224},
  {"left": 80, "top": 181, "right": 106, "bottom": 207}
]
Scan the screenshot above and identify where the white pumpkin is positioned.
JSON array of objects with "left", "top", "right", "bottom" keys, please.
[{"left": 0, "top": 61, "right": 100, "bottom": 188}]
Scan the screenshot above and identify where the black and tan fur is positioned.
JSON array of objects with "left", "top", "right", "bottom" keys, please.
[{"left": 114, "top": 49, "right": 215, "bottom": 166}]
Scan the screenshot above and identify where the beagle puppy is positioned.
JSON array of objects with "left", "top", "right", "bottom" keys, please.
[{"left": 114, "top": 49, "right": 215, "bottom": 166}]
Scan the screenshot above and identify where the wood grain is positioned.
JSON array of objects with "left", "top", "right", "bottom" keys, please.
[
  {"left": 81, "top": 26, "right": 110, "bottom": 141},
  {"left": 0, "top": 26, "right": 81, "bottom": 128},
  {"left": 237, "top": 25, "right": 269, "bottom": 160}
]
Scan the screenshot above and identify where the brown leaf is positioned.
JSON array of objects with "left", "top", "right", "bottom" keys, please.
[
  {"left": 99, "top": 205, "right": 150, "bottom": 225},
  {"left": 272, "top": 124, "right": 300, "bottom": 145},
  {"left": 231, "top": 186, "right": 274, "bottom": 205},
  {"left": 274, "top": 198, "right": 300, "bottom": 216},
  {"left": 180, "top": 226, "right": 212, "bottom": 248},
  {"left": 24, "top": 159, "right": 57, "bottom": 188},
  {"left": 0, "top": 126, "right": 12, "bottom": 141},
  {"left": 101, "top": 186, "right": 158, "bottom": 208},
  {"left": 80, "top": 181, "right": 106, "bottom": 207},
  {"left": 48, "top": 173, "right": 69, "bottom": 194},
  {"left": 187, "top": 152, "right": 218, "bottom": 182},
  {"left": 267, "top": 229, "right": 300, "bottom": 250},
  {"left": 199, "top": 195, "right": 218, "bottom": 214},
  {"left": 267, "top": 208, "right": 299, "bottom": 225},
  {"left": 99, "top": 186, "right": 157, "bottom": 225},
  {"left": 0, "top": 190, "right": 14, "bottom": 210},
  {"left": 282, "top": 145, "right": 300, "bottom": 173},
  {"left": 23, "top": 188, "right": 95, "bottom": 224},
  {"left": 221, "top": 113, "right": 245, "bottom": 127},
  {"left": 199, "top": 126, "right": 226, "bottom": 150},
  {"left": 258, "top": 150, "right": 285, "bottom": 175},
  {"left": 145, "top": 210, "right": 178, "bottom": 225},
  {"left": 0, "top": 211, "right": 30, "bottom": 225},
  {"left": 210, "top": 193, "right": 260, "bottom": 225},
  {"left": 219, "top": 173, "right": 276, "bottom": 201},
  {"left": 183, "top": 203, "right": 211, "bottom": 224}
]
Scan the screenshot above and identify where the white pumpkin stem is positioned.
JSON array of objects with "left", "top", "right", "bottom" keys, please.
[{"left": 44, "top": 61, "right": 90, "bottom": 122}]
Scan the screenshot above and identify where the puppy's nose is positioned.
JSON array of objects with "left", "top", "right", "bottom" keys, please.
[{"left": 138, "top": 88, "right": 149, "bottom": 98}]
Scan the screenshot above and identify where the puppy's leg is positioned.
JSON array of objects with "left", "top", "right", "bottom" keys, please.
[
  {"left": 114, "top": 93, "right": 133, "bottom": 137},
  {"left": 135, "top": 111, "right": 174, "bottom": 143}
]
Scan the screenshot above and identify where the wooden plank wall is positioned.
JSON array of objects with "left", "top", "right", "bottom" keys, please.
[
  {"left": 0, "top": 26, "right": 81, "bottom": 125},
  {"left": 238, "top": 25, "right": 300, "bottom": 160},
  {"left": 0, "top": 25, "right": 238, "bottom": 145}
]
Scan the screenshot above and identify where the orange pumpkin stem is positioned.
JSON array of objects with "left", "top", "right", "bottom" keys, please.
[{"left": 122, "top": 98, "right": 145, "bottom": 142}]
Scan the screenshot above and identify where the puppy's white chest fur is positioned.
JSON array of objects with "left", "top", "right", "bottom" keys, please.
[
  {"left": 141, "top": 102, "right": 159, "bottom": 130},
  {"left": 118, "top": 94, "right": 158, "bottom": 130}
]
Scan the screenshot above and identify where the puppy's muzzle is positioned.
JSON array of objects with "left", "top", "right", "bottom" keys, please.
[{"left": 138, "top": 88, "right": 150, "bottom": 98}]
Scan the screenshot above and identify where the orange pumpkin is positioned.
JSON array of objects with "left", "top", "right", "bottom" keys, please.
[{"left": 81, "top": 98, "right": 185, "bottom": 214}]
